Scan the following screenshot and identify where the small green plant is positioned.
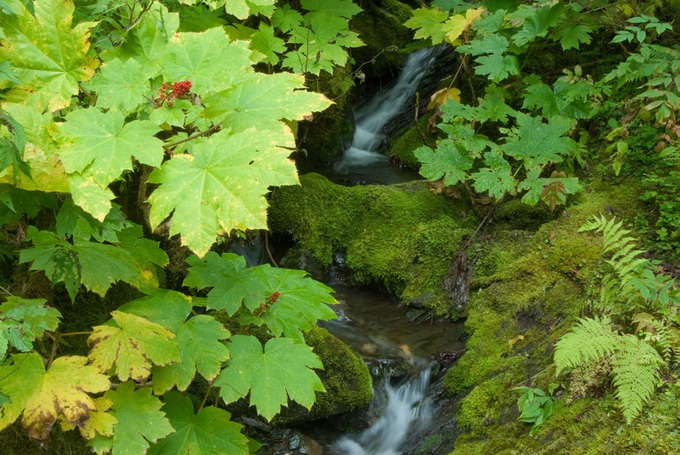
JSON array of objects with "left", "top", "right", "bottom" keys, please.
[{"left": 513, "top": 384, "right": 558, "bottom": 435}]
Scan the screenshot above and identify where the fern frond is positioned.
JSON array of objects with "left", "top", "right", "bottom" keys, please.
[
  {"left": 611, "top": 335, "right": 664, "bottom": 424},
  {"left": 554, "top": 317, "right": 619, "bottom": 375}
]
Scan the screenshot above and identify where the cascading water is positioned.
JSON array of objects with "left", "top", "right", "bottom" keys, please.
[
  {"left": 332, "top": 369, "right": 432, "bottom": 455},
  {"left": 333, "top": 47, "right": 438, "bottom": 182}
]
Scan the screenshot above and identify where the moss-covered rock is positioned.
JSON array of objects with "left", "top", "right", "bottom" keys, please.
[
  {"left": 269, "top": 173, "right": 478, "bottom": 315},
  {"left": 273, "top": 326, "right": 373, "bottom": 425}
]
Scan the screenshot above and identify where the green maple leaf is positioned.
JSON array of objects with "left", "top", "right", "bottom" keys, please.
[
  {"left": 271, "top": 4, "right": 303, "bottom": 32},
  {"left": 161, "top": 28, "right": 255, "bottom": 96},
  {"left": 512, "top": 3, "right": 565, "bottom": 47},
  {"left": 519, "top": 167, "right": 580, "bottom": 206},
  {"left": 184, "top": 252, "right": 336, "bottom": 340},
  {"left": 58, "top": 108, "right": 164, "bottom": 187},
  {"left": 0, "top": 353, "right": 110, "bottom": 440},
  {"left": 459, "top": 34, "right": 509, "bottom": 56},
  {"left": 215, "top": 335, "right": 325, "bottom": 421},
  {"left": 147, "top": 128, "right": 299, "bottom": 257},
  {"left": 414, "top": 139, "right": 474, "bottom": 187},
  {"left": 0, "top": 0, "right": 98, "bottom": 112},
  {"left": 117, "top": 289, "right": 231, "bottom": 394},
  {"left": 149, "top": 392, "right": 247, "bottom": 455},
  {"left": 89, "top": 382, "right": 174, "bottom": 455},
  {"left": 553, "top": 24, "right": 593, "bottom": 50},
  {"left": 503, "top": 113, "right": 576, "bottom": 167},
  {"left": 250, "top": 23, "right": 286, "bottom": 65},
  {"left": 87, "top": 310, "right": 179, "bottom": 382},
  {"left": 203, "top": 70, "right": 332, "bottom": 132},
  {"left": 83, "top": 58, "right": 155, "bottom": 114},
  {"left": 404, "top": 7, "right": 449, "bottom": 44},
  {"left": 150, "top": 315, "right": 230, "bottom": 393},
  {"left": 0, "top": 297, "right": 61, "bottom": 358},
  {"left": 475, "top": 54, "right": 520, "bottom": 82},
  {"left": 470, "top": 150, "right": 515, "bottom": 199}
]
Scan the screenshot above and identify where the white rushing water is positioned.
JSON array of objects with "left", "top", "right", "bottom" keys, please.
[
  {"left": 333, "top": 47, "right": 437, "bottom": 173},
  {"left": 332, "top": 369, "right": 432, "bottom": 455}
]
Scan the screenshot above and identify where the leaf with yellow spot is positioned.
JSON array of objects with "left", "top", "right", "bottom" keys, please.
[
  {"left": 87, "top": 311, "right": 179, "bottom": 382},
  {"left": 0, "top": 353, "right": 110, "bottom": 440},
  {"left": 147, "top": 127, "right": 299, "bottom": 257},
  {"left": 442, "top": 7, "right": 484, "bottom": 45},
  {"left": 0, "top": 0, "right": 99, "bottom": 112}
]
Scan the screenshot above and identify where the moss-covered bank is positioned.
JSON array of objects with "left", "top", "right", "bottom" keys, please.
[
  {"left": 437, "top": 181, "right": 680, "bottom": 454},
  {"left": 269, "top": 173, "right": 479, "bottom": 315}
]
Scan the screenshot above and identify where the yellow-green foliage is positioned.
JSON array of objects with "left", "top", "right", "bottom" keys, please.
[
  {"left": 456, "top": 375, "right": 517, "bottom": 433},
  {"left": 387, "top": 119, "right": 428, "bottom": 168},
  {"left": 269, "top": 173, "right": 476, "bottom": 313}
]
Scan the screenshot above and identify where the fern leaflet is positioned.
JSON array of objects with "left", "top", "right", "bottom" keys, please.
[{"left": 554, "top": 317, "right": 619, "bottom": 375}]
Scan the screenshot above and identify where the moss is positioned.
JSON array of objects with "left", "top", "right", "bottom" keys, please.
[
  {"left": 387, "top": 119, "right": 428, "bottom": 168},
  {"left": 441, "top": 179, "right": 680, "bottom": 454},
  {"left": 269, "top": 173, "right": 478, "bottom": 313},
  {"left": 273, "top": 326, "right": 373, "bottom": 424}
]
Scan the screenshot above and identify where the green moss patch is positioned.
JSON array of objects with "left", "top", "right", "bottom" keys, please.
[{"left": 269, "top": 173, "right": 477, "bottom": 314}]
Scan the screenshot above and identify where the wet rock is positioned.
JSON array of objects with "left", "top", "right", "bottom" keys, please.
[
  {"left": 442, "top": 251, "right": 472, "bottom": 314},
  {"left": 368, "top": 357, "right": 411, "bottom": 380}
]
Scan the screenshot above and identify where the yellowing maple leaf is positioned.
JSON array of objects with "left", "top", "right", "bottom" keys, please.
[
  {"left": 0, "top": 0, "right": 99, "bottom": 112},
  {"left": 0, "top": 353, "right": 110, "bottom": 440},
  {"left": 87, "top": 311, "right": 179, "bottom": 382},
  {"left": 442, "top": 7, "right": 484, "bottom": 45}
]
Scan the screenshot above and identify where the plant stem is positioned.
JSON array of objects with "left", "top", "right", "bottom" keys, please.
[{"left": 163, "top": 121, "right": 224, "bottom": 152}]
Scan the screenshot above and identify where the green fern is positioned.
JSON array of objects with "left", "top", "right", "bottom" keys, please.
[
  {"left": 611, "top": 335, "right": 664, "bottom": 423},
  {"left": 579, "top": 215, "right": 648, "bottom": 311},
  {"left": 554, "top": 317, "right": 664, "bottom": 423},
  {"left": 554, "top": 316, "right": 620, "bottom": 375}
]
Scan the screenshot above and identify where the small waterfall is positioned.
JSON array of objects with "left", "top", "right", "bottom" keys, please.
[
  {"left": 334, "top": 47, "right": 438, "bottom": 174},
  {"left": 332, "top": 369, "right": 432, "bottom": 455}
]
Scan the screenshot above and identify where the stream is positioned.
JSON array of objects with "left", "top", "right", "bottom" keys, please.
[
  {"left": 313, "top": 47, "right": 464, "bottom": 454},
  {"left": 328, "top": 47, "right": 439, "bottom": 185},
  {"left": 321, "top": 286, "right": 464, "bottom": 455}
]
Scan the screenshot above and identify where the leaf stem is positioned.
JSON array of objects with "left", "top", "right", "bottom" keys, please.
[
  {"left": 199, "top": 382, "right": 213, "bottom": 411},
  {"left": 162, "top": 121, "right": 224, "bottom": 152},
  {"left": 58, "top": 331, "right": 94, "bottom": 337}
]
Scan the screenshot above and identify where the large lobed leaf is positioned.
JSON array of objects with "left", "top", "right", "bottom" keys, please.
[
  {"left": 117, "top": 290, "right": 231, "bottom": 394},
  {"left": 87, "top": 311, "right": 179, "bottom": 382},
  {"left": 0, "top": 353, "right": 110, "bottom": 440},
  {"left": 184, "top": 252, "right": 336, "bottom": 341},
  {"left": 89, "top": 382, "right": 174, "bottom": 455},
  {"left": 215, "top": 335, "right": 325, "bottom": 421},
  {"left": 147, "top": 127, "right": 298, "bottom": 257},
  {"left": 0, "top": 0, "right": 98, "bottom": 112},
  {"left": 149, "top": 392, "right": 248, "bottom": 455}
]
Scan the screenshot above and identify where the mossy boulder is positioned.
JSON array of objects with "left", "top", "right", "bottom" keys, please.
[
  {"left": 273, "top": 326, "right": 373, "bottom": 425},
  {"left": 269, "top": 173, "right": 478, "bottom": 315}
]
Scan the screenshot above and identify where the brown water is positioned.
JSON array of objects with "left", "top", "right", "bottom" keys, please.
[{"left": 322, "top": 284, "right": 465, "bottom": 364}]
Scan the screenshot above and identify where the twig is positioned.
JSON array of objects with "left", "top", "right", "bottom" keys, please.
[
  {"left": 263, "top": 231, "right": 278, "bottom": 267},
  {"left": 0, "top": 284, "right": 14, "bottom": 296},
  {"left": 162, "top": 121, "right": 224, "bottom": 152}
]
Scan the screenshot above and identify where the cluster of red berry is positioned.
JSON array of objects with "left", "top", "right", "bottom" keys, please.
[
  {"left": 158, "top": 80, "right": 192, "bottom": 107},
  {"left": 256, "top": 292, "right": 281, "bottom": 315}
]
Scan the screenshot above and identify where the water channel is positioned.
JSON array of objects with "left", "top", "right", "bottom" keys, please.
[{"left": 312, "top": 48, "right": 464, "bottom": 454}]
